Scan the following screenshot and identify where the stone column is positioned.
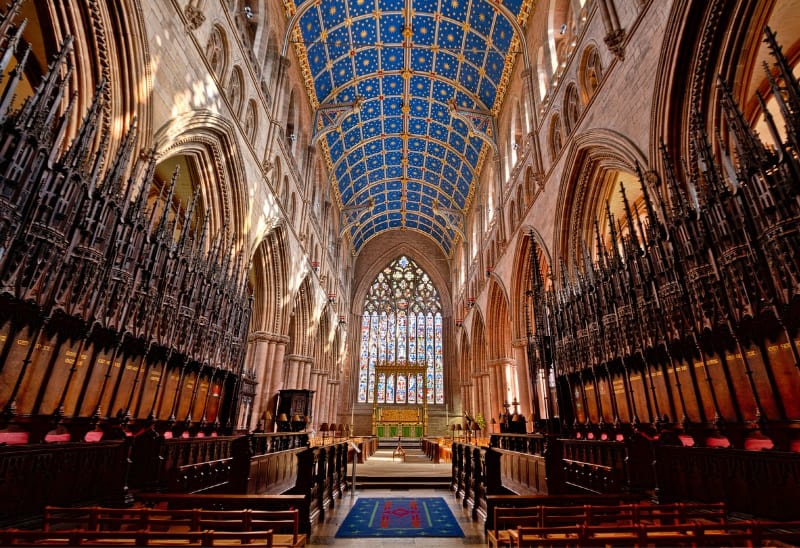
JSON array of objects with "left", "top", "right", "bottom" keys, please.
[
  {"left": 267, "top": 336, "right": 290, "bottom": 396},
  {"left": 248, "top": 331, "right": 272, "bottom": 429},
  {"left": 512, "top": 338, "right": 533, "bottom": 424}
]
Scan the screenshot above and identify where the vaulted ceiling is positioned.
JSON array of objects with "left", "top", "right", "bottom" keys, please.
[{"left": 284, "top": 0, "right": 533, "bottom": 256}]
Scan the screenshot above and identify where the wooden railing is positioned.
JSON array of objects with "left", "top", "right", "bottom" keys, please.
[
  {"left": 0, "top": 440, "right": 130, "bottom": 526},
  {"left": 458, "top": 432, "right": 800, "bottom": 523},
  {"left": 655, "top": 445, "right": 800, "bottom": 520},
  {"left": 420, "top": 437, "right": 452, "bottom": 463},
  {"left": 0, "top": 430, "right": 322, "bottom": 528},
  {"left": 229, "top": 432, "right": 309, "bottom": 494}
]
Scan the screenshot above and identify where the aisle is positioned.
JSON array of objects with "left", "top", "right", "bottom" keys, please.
[
  {"left": 349, "top": 447, "right": 451, "bottom": 477},
  {"left": 310, "top": 448, "right": 485, "bottom": 546}
]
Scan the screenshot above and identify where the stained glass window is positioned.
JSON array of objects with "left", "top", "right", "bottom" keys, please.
[{"left": 358, "top": 256, "right": 444, "bottom": 404}]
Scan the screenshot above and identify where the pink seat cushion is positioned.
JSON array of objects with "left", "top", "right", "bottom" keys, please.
[
  {"left": 744, "top": 436, "right": 774, "bottom": 451},
  {"left": 0, "top": 432, "right": 30, "bottom": 445},
  {"left": 84, "top": 431, "right": 104, "bottom": 442},
  {"left": 705, "top": 436, "right": 731, "bottom": 448},
  {"left": 45, "top": 433, "right": 71, "bottom": 443}
]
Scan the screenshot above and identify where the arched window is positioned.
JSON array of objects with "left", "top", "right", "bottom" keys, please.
[
  {"left": 244, "top": 99, "right": 257, "bottom": 141},
  {"left": 227, "top": 66, "right": 244, "bottom": 115},
  {"left": 357, "top": 256, "right": 444, "bottom": 404},
  {"left": 564, "top": 83, "right": 580, "bottom": 134},
  {"left": 581, "top": 46, "right": 603, "bottom": 101},
  {"left": 550, "top": 114, "right": 563, "bottom": 158},
  {"left": 207, "top": 26, "right": 227, "bottom": 79}
]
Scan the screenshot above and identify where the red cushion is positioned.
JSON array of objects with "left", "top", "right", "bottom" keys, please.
[{"left": 0, "top": 432, "right": 29, "bottom": 444}]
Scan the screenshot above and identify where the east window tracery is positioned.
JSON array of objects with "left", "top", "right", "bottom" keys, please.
[{"left": 358, "top": 256, "right": 444, "bottom": 405}]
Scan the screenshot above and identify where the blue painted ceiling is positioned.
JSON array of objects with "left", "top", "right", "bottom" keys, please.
[{"left": 284, "top": 0, "right": 532, "bottom": 256}]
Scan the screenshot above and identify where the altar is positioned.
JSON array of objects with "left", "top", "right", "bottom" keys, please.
[
  {"left": 372, "top": 360, "right": 428, "bottom": 437},
  {"left": 374, "top": 406, "right": 423, "bottom": 438}
]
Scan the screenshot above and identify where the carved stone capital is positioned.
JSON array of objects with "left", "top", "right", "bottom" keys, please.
[{"left": 604, "top": 28, "right": 626, "bottom": 61}]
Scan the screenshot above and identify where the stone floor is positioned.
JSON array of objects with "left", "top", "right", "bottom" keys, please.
[{"left": 309, "top": 448, "right": 486, "bottom": 546}]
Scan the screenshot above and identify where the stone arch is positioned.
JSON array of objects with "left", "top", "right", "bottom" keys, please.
[
  {"left": 249, "top": 225, "right": 290, "bottom": 335},
  {"left": 8, "top": 0, "right": 152, "bottom": 163},
  {"left": 564, "top": 83, "right": 581, "bottom": 134},
  {"left": 468, "top": 310, "right": 492, "bottom": 422},
  {"left": 549, "top": 113, "right": 563, "bottom": 159},
  {"left": 206, "top": 24, "right": 229, "bottom": 81},
  {"left": 579, "top": 44, "right": 604, "bottom": 103},
  {"left": 153, "top": 111, "right": 249, "bottom": 244},
  {"left": 525, "top": 166, "right": 536, "bottom": 203},
  {"left": 487, "top": 279, "right": 513, "bottom": 362},
  {"left": 553, "top": 129, "right": 648, "bottom": 268},
  {"left": 511, "top": 227, "right": 553, "bottom": 423},
  {"left": 227, "top": 65, "right": 245, "bottom": 116},
  {"left": 287, "top": 276, "right": 315, "bottom": 359},
  {"left": 457, "top": 328, "right": 472, "bottom": 418},
  {"left": 244, "top": 99, "right": 258, "bottom": 142},
  {"left": 511, "top": 227, "right": 553, "bottom": 343}
]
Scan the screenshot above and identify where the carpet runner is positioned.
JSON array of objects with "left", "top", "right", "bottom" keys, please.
[{"left": 335, "top": 497, "right": 464, "bottom": 538}]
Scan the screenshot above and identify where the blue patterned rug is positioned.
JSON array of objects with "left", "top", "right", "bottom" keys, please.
[{"left": 335, "top": 497, "right": 465, "bottom": 538}]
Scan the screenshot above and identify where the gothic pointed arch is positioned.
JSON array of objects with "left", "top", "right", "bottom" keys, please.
[
  {"left": 511, "top": 227, "right": 553, "bottom": 342},
  {"left": 487, "top": 279, "right": 513, "bottom": 362},
  {"left": 287, "top": 276, "right": 314, "bottom": 359},
  {"left": 468, "top": 308, "right": 491, "bottom": 421},
  {"left": 457, "top": 327, "right": 471, "bottom": 418},
  {"left": 553, "top": 129, "right": 648, "bottom": 267},
  {"left": 356, "top": 255, "right": 445, "bottom": 405},
  {"left": 5, "top": 0, "right": 152, "bottom": 163},
  {"left": 153, "top": 111, "right": 250, "bottom": 244},
  {"left": 249, "top": 225, "right": 290, "bottom": 335}
]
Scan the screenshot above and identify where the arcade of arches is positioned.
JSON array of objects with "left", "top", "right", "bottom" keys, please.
[{"left": 1, "top": 0, "right": 800, "bottom": 529}]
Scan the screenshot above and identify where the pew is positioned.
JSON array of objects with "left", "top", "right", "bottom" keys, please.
[
  {"left": 492, "top": 501, "right": 727, "bottom": 547},
  {"left": 0, "top": 528, "right": 271, "bottom": 546},
  {"left": 485, "top": 493, "right": 642, "bottom": 531},
  {"left": 44, "top": 504, "right": 306, "bottom": 546},
  {"left": 487, "top": 508, "right": 540, "bottom": 548},
  {"left": 136, "top": 493, "right": 311, "bottom": 535},
  {"left": 249, "top": 510, "right": 305, "bottom": 547},
  {"left": 509, "top": 519, "right": 800, "bottom": 547}
]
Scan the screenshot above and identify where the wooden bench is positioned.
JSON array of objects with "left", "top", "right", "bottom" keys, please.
[
  {"left": 136, "top": 492, "right": 311, "bottom": 535},
  {"left": 43, "top": 505, "right": 304, "bottom": 547},
  {"left": 492, "top": 501, "right": 726, "bottom": 546},
  {"left": 511, "top": 525, "right": 582, "bottom": 547},
  {"left": 509, "top": 520, "right": 800, "bottom": 547},
  {"left": 0, "top": 528, "right": 273, "bottom": 546},
  {"left": 488, "top": 508, "right": 541, "bottom": 548},
  {"left": 485, "top": 493, "right": 642, "bottom": 531}
]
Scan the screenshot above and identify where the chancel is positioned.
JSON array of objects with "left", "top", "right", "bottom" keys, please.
[{"left": 0, "top": 0, "right": 799, "bottom": 545}]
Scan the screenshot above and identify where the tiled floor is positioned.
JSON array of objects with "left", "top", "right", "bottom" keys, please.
[{"left": 309, "top": 447, "right": 486, "bottom": 546}]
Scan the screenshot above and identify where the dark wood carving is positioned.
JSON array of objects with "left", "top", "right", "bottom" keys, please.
[{"left": 0, "top": 4, "right": 252, "bottom": 445}]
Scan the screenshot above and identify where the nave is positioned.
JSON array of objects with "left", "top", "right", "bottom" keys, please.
[{"left": 2, "top": 0, "right": 800, "bottom": 539}]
